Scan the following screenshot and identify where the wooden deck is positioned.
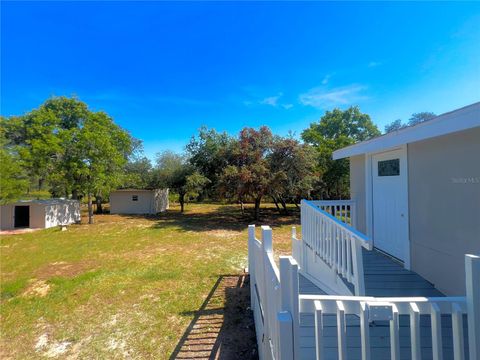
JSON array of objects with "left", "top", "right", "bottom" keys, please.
[{"left": 298, "top": 248, "right": 469, "bottom": 359}]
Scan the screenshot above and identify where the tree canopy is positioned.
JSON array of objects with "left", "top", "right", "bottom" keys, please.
[
  {"left": 384, "top": 111, "right": 436, "bottom": 133},
  {"left": 302, "top": 106, "right": 380, "bottom": 199},
  {"left": 0, "top": 96, "right": 137, "bottom": 223}
]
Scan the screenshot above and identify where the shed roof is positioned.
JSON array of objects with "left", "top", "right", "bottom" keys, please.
[
  {"left": 111, "top": 189, "right": 158, "bottom": 193},
  {"left": 333, "top": 102, "right": 480, "bottom": 160},
  {"left": 8, "top": 198, "right": 79, "bottom": 206}
]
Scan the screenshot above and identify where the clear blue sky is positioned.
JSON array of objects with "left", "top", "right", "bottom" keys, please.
[{"left": 2, "top": 1, "right": 479, "bottom": 160}]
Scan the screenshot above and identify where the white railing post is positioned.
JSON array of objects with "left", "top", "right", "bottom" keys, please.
[
  {"left": 277, "top": 311, "right": 294, "bottom": 360},
  {"left": 352, "top": 240, "right": 365, "bottom": 295},
  {"left": 280, "top": 256, "right": 300, "bottom": 359},
  {"left": 291, "top": 226, "right": 302, "bottom": 269},
  {"left": 261, "top": 226, "right": 272, "bottom": 357},
  {"left": 248, "top": 224, "right": 256, "bottom": 309},
  {"left": 351, "top": 201, "right": 357, "bottom": 228},
  {"left": 314, "top": 300, "right": 323, "bottom": 360},
  {"left": 466, "top": 254, "right": 480, "bottom": 360}
]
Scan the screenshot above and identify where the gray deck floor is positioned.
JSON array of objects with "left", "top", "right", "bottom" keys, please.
[{"left": 298, "top": 249, "right": 469, "bottom": 359}]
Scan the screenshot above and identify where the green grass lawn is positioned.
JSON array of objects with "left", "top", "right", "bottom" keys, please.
[{"left": 0, "top": 203, "right": 299, "bottom": 359}]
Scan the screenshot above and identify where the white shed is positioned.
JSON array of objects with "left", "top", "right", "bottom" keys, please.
[
  {"left": 109, "top": 189, "right": 169, "bottom": 215},
  {"left": 0, "top": 199, "right": 81, "bottom": 230}
]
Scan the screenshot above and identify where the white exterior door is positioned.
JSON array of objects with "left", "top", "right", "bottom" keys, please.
[{"left": 372, "top": 148, "right": 409, "bottom": 262}]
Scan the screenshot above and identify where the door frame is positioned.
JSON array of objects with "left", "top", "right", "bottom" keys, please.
[{"left": 364, "top": 144, "right": 411, "bottom": 269}]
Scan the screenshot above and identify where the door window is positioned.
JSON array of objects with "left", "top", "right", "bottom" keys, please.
[{"left": 378, "top": 159, "right": 400, "bottom": 176}]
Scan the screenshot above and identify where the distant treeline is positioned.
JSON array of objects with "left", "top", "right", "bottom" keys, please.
[{"left": 1, "top": 96, "right": 385, "bottom": 221}]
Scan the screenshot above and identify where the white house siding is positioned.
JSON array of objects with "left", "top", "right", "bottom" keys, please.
[
  {"left": 153, "top": 189, "right": 169, "bottom": 213},
  {"left": 29, "top": 203, "right": 46, "bottom": 229},
  {"left": 0, "top": 205, "right": 14, "bottom": 230},
  {"left": 44, "top": 201, "right": 81, "bottom": 228},
  {"left": 408, "top": 127, "right": 480, "bottom": 295},
  {"left": 349, "top": 155, "right": 367, "bottom": 234}
]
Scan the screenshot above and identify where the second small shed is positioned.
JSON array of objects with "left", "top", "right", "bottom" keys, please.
[
  {"left": 0, "top": 199, "right": 81, "bottom": 230},
  {"left": 109, "top": 189, "right": 169, "bottom": 215}
]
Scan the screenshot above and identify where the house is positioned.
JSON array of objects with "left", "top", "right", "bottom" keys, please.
[
  {"left": 333, "top": 102, "right": 480, "bottom": 296},
  {"left": 248, "top": 102, "right": 479, "bottom": 359},
  {"left": 109, "top": 189, "right": 169, "bottom": 215},
  {"left": 0, "top": 199, "right": 81, "bottom": 230}
]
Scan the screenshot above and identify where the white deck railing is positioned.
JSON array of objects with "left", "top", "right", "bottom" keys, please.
[
  {"left": 248, "top": 225, "right": 300, "bottom": 360},
  {"left": 297, "top": 200, "right": 372, "bottom": 296},
  {"left": 300, "top": 294, "right": 470, "bottom": 360},
  {"left": 249, "top": 226, "right": 480, "bottom": 360},
  {"left": 308, "top": 200, "right": 356, "bottom": 227}
]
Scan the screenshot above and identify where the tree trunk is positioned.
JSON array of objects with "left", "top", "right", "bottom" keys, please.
[
  {"left": 179, "top": 193, "right": 185, "bottom": 212},
  {"left": 272, "top": 197, "right": 281, "bottom": 213},
  {"left": 88, "top": 193, "right": 94, "bottom": 224},
  {"left": 254, "top": 197, "right": 262, "bottom": 220},
  {"left": 279, "top": 197, "right": 288, "bottom": 214},
  {"left": 72, "top": 189, "right": 78, "bottom": 200},
  {"left": 239, "top": 201, "right": 245, "bottom": 215},
  {"left": 95, "top": 196, "right": 103, "bottom": 214},
  {"left": 38, "top": 178, "right": 44, "bottom": 190}
]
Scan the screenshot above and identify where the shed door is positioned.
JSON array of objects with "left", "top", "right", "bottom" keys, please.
[
  {"left": 372, "top": 148, "right": 409, "bottom": 262},
  {"left": 14, "top": 206, "right": 30, "bottom": 228}
]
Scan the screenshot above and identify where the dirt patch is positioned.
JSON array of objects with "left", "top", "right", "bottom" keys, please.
[
  {"left": 0, "top": 228, "right": 42, "bottom": 235},
  {"left": 205, "top": 230, "right": 243, "bottom": 239},
  {"left": 35, "top": 260, "right": 97, "bottom": 280},
  {"left": 23, "top": 280, "right": 51, "bottom": 297},
  {"left": 170, "top": 274, "right": 258, "bottom": 359}
]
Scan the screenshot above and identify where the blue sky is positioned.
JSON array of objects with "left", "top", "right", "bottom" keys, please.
[{"left": 2, "top": 1, "right": 479, "bottom": 160}]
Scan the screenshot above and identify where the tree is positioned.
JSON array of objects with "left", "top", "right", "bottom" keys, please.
[
  {"left": 384, "top": 112, "right": 436, "bottom": 133},
  {"left": 0, "top": 127, "right": 29, "bottom": 204},
  {"left": 1, "top": 97, "right": 137, "bottom": 223},
  {"left": 408, "top": 112, "right": 436, "bottom": 126},
  {"left": 219, "top": 126, "right": 276, "bottom": 220},
  {"left": 186, "top": 126, "right": 235, "bottom": 199},
  {"left": 384, "top": 119, "right": 405, "bottom": 133},
  {"left": 268, "top": 136, "right": 317, "bottom": 212},
  {"left": 123, "top": 157, "right": 154, "bottom": 190},
  {"left": 154, "top": 151, "right": 209, "bottom": 212},
  {"left": 302, "top": 107, "right": 380, "bottom": 199},
  {"left": 74, "top": 111, "right": 135, "bottom": 223}
]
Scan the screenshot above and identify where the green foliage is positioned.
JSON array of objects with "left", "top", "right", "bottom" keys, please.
[
  {"left": 0, "top": 128, "right": 29, "bottom": 204},
  {"left": 123, "top": 157, "right": 154, "bottom": 189},
  {"left": 408, "top": 112, "right": 436, "bottom": 126},
  {"left": 384, "top": 111, "right": 436, "bottom": 133},
  {"left": 186, "top": 126, "right": 234, "bottom": 198},
  {"left": 384, "top": 119, "right": 406, "bottom": 133},
  {"left": 153, "top": 151, "right": 210, "bottom": 211},
  {"left": 218, "top": 126, "right": 276, "bottom": 219},
  {"left": 302, "top": 106, "right": 380, "bottom": 199},
  {"left": 1, "top": 96, "right": 136, "bottom": 222},
  {"left": 268, "top": 136, "right": 318, "bottom": 210}
]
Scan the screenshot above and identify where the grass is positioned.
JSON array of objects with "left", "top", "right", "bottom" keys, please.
[{"left": 0, "top": 203, "right": 299, "bottom": 359}]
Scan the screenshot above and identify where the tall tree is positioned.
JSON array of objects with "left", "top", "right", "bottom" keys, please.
[
  {"left": 384, "top": 112, "right": 437, "bottom": 133},
  {"left": 186, "top": 126, "right": 234, "bottom": 199},
  {"left": 408, "top": 112, "right": 436, "bottom": 126},
  {"left": 154, "top": 151, "right": 209, "bottom": 212},
  {"left": 219, "top": 126, "right": 277, "bottom": 220},
  {"left": 122, "top": 157, "right": 154, "bottom": 190},
  {"left": 1, "top": 97, "right": 136, "bottom": 223},
  {"left": 384, "top": 119, "right": 405, "bottom": 133},
  {"left": 302, "top": 106, "right": 380, "bottom": 199},
  {"left": 268, "top": 136, "right": 318, "bottom": 212},
  {"left": 75, "top": 111, "right": 134, "bottom": 223},
  {"left": 0, "top": 125, "right": 29, "bottom": 204}
]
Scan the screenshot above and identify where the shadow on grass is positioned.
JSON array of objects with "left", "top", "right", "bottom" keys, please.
[
  {"left": 169, "top": 274, "right": 258, "bottom": 360},
  {"left": 150, "top": 205, "right": 300, "bottom": 233}
]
